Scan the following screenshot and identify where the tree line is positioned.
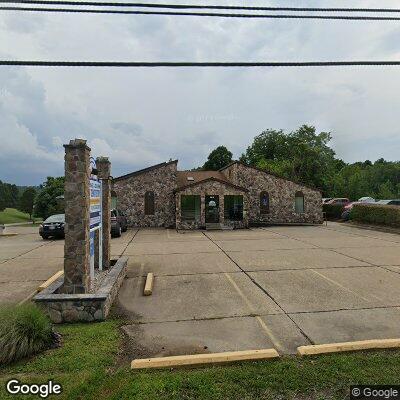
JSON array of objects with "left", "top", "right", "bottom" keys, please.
[
  {"left": 200, "top": 125, "right": 400, "bottom": 201},
  {"left": 0, "top": 177, "right": 64, "bottom": 220}
]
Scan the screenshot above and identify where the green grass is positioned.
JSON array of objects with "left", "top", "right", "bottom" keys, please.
[
  {"left": 0, "top": 208, "right": 40, "bottom": 225},
  {"left": 1, "top": 320, "right": 400, "bottom": 399}
]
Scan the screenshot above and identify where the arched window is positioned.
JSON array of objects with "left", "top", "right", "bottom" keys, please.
[
  {"left": 295, "top": 191, "right": 304, "bottom": 213},
  {"left": 260, "top": 191, "right": 270, "bottom": 214},
  {"left": 144, "top": 191, "right": 155, "bottom": 215}
]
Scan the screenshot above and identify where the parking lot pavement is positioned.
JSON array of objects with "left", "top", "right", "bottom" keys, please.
[
  {"left": 0, "top": 226, "right": 132, "bottom": 305},
  {"left": 0, "top": 226, "right": 63, "bottom": 304},
  {"left": 117, "top": 223, "right": 400, "bottom": 356}
]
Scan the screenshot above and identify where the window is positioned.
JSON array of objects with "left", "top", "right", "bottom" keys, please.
[
  {"left": 144, "top": 191, "right": 155, "bottom": 215},
  {"left": 295, "top": 191, "right": 305, "bottom": 213},
  {"left": 224, "top": 195, "right": 243, "bottom": 221},
  {"left": 260, "top": 192, "right": 270, "bottom": 214},
  {"left": 181, "top": 195, "right": 201, "bottom": 221}
]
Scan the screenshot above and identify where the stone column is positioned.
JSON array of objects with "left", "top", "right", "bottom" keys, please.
[
  {"left": 219, "top": 195, "right": 224, "bottom": 224},
  {"left": 200, "top": 195, "right": 206, "bottom": 227},
  {"left": 96, "top": 157, "right": 111, "bottom": 270},
  {"left": 63, "top": 139, "right": 91, "bottom": 294}
]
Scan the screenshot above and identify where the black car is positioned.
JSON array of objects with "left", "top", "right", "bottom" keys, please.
[
  {"left": 111, "top": 209, "right": 128, "bottom": 237},
  {"left": 39, "top": 214, "right": 65, "bottom": 239}
]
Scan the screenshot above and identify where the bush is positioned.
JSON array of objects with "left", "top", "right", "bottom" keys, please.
[
  {"left": 323, "top": 204, "right": 344, "bottom": 220},
  {"left": 351, "top": 204, "right": 400, "bottom": 228},
  {"left": 0, "top": 304, "right": 55, "bottom": 365}
]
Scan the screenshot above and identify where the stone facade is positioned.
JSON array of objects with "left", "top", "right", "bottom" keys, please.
[
  {"left": 35, "top": 257, "right": 127, "bottom": 323},
  {"left": 113, "top": 160, "right": 323, "bottom": 229},
  {"left": 113, "top": 161, "right": 177, "bottom": 227},
  {"left": 176, "top": 179, "right": 248, "bottom": 229},
  {"left": 220, "top": 162, "right": 323, "bottom": 225},
  {"left": 62, "top": 139, "right": 91, "bottom": 294}
]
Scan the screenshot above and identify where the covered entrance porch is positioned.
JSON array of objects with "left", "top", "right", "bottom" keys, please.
[{"left": 175, "top": 178, "right": 249, "bottom": 230}]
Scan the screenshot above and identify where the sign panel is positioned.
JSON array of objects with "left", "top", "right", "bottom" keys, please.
[{"left": 90, "top": 178, "right": 101, "bottom": 230}]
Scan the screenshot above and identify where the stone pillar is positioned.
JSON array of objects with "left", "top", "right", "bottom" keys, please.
[
  {"left": 63, "top": 139, "right": 91, "bottom": 294},
  {"left": 219, "top": 195, "right": 224, "bottom": 224},
  {"left": 200, "top": 195, "right": 206, "bottom": 228},
  {"left": 96, "top": 157, "right": 111, "bottom": 269}
]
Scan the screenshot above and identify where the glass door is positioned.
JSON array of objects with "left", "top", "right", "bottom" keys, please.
[{"left": 205, "top": 195, "right": 219, "bottom": 223}]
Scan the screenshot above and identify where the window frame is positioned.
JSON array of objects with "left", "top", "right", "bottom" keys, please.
[
  {"left": 181, "top": 195, "right": 201, "bottom": 221},
  {"left": 144, "top": 191, "right": 155, "bottom": 215},
  {"left": 260, "top": 191, "right": 270, "bottom": 215},
  {"left": 224, "top": 195, "right": 244, "bottom": 221},
  {"left": 294, "top": 191, "right": 305, "bottom": 214}
]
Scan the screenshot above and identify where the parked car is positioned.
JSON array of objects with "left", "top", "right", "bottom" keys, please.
[
  {"left": 358, "top": 196, "right": 375, "bottom": 203},
  {"left": 111, "top": 209, "right": 128, "bottom": 237},
  {"left": 376, "top": 199, "right": 400, "bottom": 206},
  {"left": 39, "top": 214, "right": 65, "bottom": 239},
  {"left": 322, "top": 198, "right": 333, "bottom": 204},
  {"left": 341, "top": 201, "right": 361, "bottom": 221},
  {"left": 325, "top": 198, "right": 350, "bottom": 206}
]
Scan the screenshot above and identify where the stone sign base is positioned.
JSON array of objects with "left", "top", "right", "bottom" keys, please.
[{"left": 34, "top": 257, "right": 127, "bottom": 323}]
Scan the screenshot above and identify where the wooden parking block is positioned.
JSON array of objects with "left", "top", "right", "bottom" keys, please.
[
  {"left": 131, "top": 348, "right": 280, "bottom": 369},
  {"left": 297, "top": 338, "right": 400, "bottom": 356},
  {"left": 37, "top": 270, "right": 63, "bottom": 292},
  {"left": 144, "top": 272, "right": 154, "bottom": 296}
]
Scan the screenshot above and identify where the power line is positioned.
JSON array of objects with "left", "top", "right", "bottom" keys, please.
[
  {"left": 2, "top": 1, "right": 400, "bottom": 13},
  {"left": 3, "top": 6, "right": 400, "bottom": 20},
  {"left": 2, "top": 60, "right": 400, "bottom": 67}
]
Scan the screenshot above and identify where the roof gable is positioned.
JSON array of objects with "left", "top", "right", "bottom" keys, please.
[
  {"left": 175, "top": 175, "right": 248, "bottom": 193},
  {"left": 219, "top": 161, "right": 321, "bottom": 192},
  {"left": 113, "top": 159, "right": 178, "bottom": 182}
]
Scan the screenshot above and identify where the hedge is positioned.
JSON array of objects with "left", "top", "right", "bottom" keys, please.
[
  {"left": 350, "top": 203, "right": 400, "bottom": 228},
  {"left": 322, "top": 204, "right": 344, "bottom": 220}
]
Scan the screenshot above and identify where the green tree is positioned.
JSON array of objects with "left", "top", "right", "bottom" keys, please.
[
  {"left": 0, "top": 180, "right": 19, "bottom": 210},
  {"left": 34, "top": 177, "right": 65, "bottom": 219},
  {"left": 19, "top": 187, "right": 36, "bottom": 220},
  {"left": 202, "top": 146, "right": 233, "bottom": 170},
  {"left": 241, "top": 125, "right": 337, "bottom": 191}
]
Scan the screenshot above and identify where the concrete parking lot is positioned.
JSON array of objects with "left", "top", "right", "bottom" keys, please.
[
  {"left": 116, "top": 223, "right": 400, "bottom": 356},
  {"left": 2, "top": 222, "right": 400, "bottom": 356},
  {"left": 0, "top": 225, "right": 136, "bottom": 305}
]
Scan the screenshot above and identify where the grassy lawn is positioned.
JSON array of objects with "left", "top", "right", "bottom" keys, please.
[
  {"left": 0, "top": 208, "right": 40, "bottom": 225},
  {"left": 1, "top": 320, "right": 400, "bottom": 399}
]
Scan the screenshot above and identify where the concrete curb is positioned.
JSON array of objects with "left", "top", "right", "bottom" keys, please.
[
  {"left": 131, "top": 348, "right": 280, "bottom": 369},
  {"left": 144, "top": 272, "right": 154, "bottom": 296},
  {"left": 0, "top": 233, "right": 19, "bottom": 237},
  {"left": 297, "top": 338, "right": 400, "bottom": 356},
  {"left": 37, "top": 270, "right": 64, "bottom": 293}
]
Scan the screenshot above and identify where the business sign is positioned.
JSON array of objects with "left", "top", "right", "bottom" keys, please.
[
  {"left": 89, "top": 157, "right": 103, "bottom": 278},
  {"left": 90, "top": 178, "right": 101, "bottom": 230}
]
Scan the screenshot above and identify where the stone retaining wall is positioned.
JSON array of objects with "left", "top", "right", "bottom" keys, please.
[{"left": 34, "top": 257, "right": 128, "bottom": 323}]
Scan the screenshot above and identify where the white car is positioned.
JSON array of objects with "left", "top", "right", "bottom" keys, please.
[{"left": 358, "top": 197, "right": 375, "bottom": 203}]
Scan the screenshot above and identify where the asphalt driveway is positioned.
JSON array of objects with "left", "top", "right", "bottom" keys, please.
[{"left": 116, "top": 223, "right": 400, "bottom": 355}]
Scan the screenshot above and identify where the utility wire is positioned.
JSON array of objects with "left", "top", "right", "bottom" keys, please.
[
  {"left": 2, "top": 61, "right": 400, "bottom": 67},
  {"left": 3, "top": 6, "right": 400, "bottom": 20},
  {"left": 2, "top": 0, "right": 400, "bottom": 13}
]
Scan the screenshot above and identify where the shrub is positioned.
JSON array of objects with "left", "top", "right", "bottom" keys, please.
[
  {"left": 323, "top": 204, "right": 344, "bottom": 220},
  {"left": 351, "top": 204, "right": 400, "bottom": 228},
  {"left": 0, "top": 304, "right": 55, "bottom": 365}
]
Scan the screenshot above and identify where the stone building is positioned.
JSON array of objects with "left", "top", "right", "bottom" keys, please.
[{"left": 112, "top": 160, "right": 323, "bottom": 229}]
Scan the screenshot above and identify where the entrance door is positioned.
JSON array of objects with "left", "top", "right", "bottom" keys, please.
[{"left": 205, "top": 195, "right": 219, "bottom": 223}]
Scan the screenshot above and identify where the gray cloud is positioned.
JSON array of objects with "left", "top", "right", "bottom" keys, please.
[{"left": 1, "top": 0, "right": 400, "bottom": 185}]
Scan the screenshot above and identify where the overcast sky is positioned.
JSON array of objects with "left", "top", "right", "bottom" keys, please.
[{"left": 1, "top": 0, "right": 400, "bottom": 185}]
